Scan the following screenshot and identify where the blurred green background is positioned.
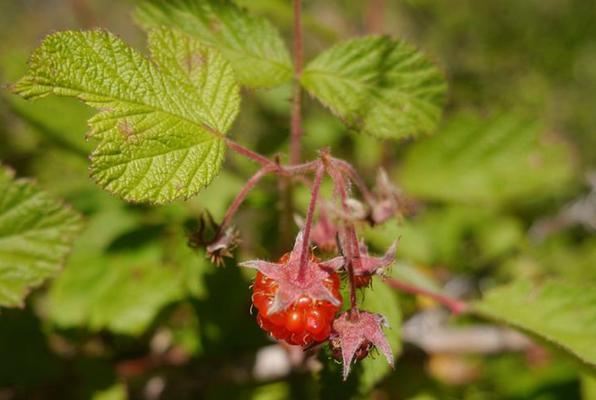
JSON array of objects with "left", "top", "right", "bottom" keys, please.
[{"left": 0, "top": 0, "right": 594, "bottom": 399}]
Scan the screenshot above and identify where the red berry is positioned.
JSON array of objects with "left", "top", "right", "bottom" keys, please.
[{"left": 251, "top": 253, "right": 342, "bottom": 346}]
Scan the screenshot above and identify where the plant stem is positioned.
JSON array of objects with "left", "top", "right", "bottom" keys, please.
[
  {"left": 365, "top": 0, "right": 386, "bottom": 34},
  {"left": 226, "top": 138, "right": 277, "bottom": 169},
  {"left": 345, "top": 228, "right": 360, "bottom": 310},
  {"left": 328, "top": 166, "right": 359, "bottom": 309},
  {"left": 217, "top": 165, "right": 275, "bottom": 236},
  {"left": 69, "top": 0, "right": 97, "bottom": 28},
  {"left": 290, "top": 0, "right": 304, "bottom": 165},
  {"left": 298, "top": 161, "right": 324, "bottom": 281},
  {"left": 226, "top": 138, "right": 320, "bottom": 176},
  {"left": 332, "top": 158, "right": 376, "bottom": 205},
  {"left": 383, "top": 277, "right": 469, "bottom": 315}
]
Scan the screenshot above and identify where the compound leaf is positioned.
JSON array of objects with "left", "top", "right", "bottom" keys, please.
[
  {"left": 136, "top": 0, "right": 293, "bottom": 88},
  {"left": 14, "top": 28, "right": 240, "bottom": 204},
  {"left": 0, "top": 166, "right": 82, "bottom": 308},
  {"left": 301, "top": 36, "right": 446, "bottom": 140}
]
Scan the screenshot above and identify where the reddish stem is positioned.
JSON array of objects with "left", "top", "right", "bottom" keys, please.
[
  {"left": 332, "top": 158, "right": 376, "bottom": 205},
  {"left": 298, "top": 161, "right": 324, "bottom": 281},
  {"left": 226, "top": 138, "right": 277, "bottom": 169},
  {"left": 226, "top": 138, "right": 319, "bottom": 177},
  {"left": 345, "top": 229, "right": 361, "bottom": 309},
  {"left": 383, "top": 277, "right": 469, "bottom": 315},
  {"left": 283, "top": 160, "right": 319, "bottom": 176},
  {"left": 69, "top": 0, "right": 97, "bottom": 28},
  {"left": 365, "top": 0, "right": 386, "bottom": 34},
  {"left": 328, "top": 166, "right": 359, "bottom": 309},
  {"left": 290, "top": 0, "right": 303, "bottom": 165},
  {"left": 217, "top": 165, "right": 275, "bottom": 236}
]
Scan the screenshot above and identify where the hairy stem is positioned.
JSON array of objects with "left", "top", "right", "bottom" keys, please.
[
  {"left": 329, "top": 166, "right": 359, "bottom": 309},
  {"left": 332, "top": 158, "right": 376, "bottom": 205},
  {"left": 217, "top": 165, "right": 275, "bottom": 237},
  {"left": 298, "top": 161, "right": 324, "bottom": 281},
  {"left": 383, "top": 277, "right": 469, "bottom": 315},
  {"left": 345, "top": 227, "right": 361, "bottom": 310},
  {"left": 226, "top": 138, "right": 277, "bottom": 168},
  {"left": 290, "top": 0, "right": 304, "bottom": 165},
  {"left": 226, "top": 138, "right": 320, "bottom": 177}
]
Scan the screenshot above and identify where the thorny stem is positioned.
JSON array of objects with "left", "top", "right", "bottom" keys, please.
[
  {"left": 383, "top": 277, "right": 469, "bottom": 315},
  {"left": 290, "top": 0, "right": 304, "bottom": 165},
  {"left": 298, "top": 161, "right": 325, "bottom": 281}
]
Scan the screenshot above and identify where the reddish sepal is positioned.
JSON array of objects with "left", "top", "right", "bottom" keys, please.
[{"left": 329, "top": 310, "right": 394, "bottom": 380}]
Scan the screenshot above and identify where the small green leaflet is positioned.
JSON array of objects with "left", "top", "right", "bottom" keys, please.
[
  {"left": 301, "top": 36, "right": 446, "bottom": 140},
  {"left": 475, "top": 280, "right": 596, "bottom": 370},
  {"left": 14, "top": 28, "right": 240, "bottom": 204},
  {"left": 399, "top": 112, "right": 576, "bottom": 206},
  {"left": 0, "top": 166, "right": 82, "bottom": 308},
  {"left": 136, "top": 0, "right": 293, "bottom": 88}
]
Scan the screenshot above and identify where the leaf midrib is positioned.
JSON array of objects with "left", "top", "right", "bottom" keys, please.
[{"left": 302, "top": 68, "right": 440, "bottom": 104}]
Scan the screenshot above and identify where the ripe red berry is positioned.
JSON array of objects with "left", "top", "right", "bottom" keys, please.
[{"left": 251, "top": 253, "right": 342, "bottom": 346}]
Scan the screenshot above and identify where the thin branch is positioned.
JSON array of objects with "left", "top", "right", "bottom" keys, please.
[
  {"left": 69, "top": 0, "right": 97, "bottom": 28},
  {"left": 383, "top": 277, "right": 469, "bottom": 315},
  {"left": 225, "top": 138, "right": 277, "bottom": 168},
  {"left": 283, "top": 160, "right": 320, "bottom": 175},
  {"left": 290, "top": 0, "right": 304, "bottom": 165},
  {"left": 328, "top": 166, "right": 359, "bottom": 309},
  {"left": 298, "top": 161, "right": 324, "bottom": 281},
  {"left": 217, "top": 165, "right": 276, "bottom": 236},
  {"left": 345, "top": 226, "right": 361, "bottom": 309},
  {"left": 332, "top": 158, "right": 376, "bottom": 205}
]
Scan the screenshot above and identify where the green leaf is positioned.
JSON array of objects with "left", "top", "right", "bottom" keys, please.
[
  {"left": 399, "top": 112, "right": 577, "bottom": 205},
  {"left": 0, "top": 166, "right": 82, "bottom": 308},
  {"left": 301, "top": 36, "right": 446, "bottom": 140},
  {"left": 3, "top": 95, "right": 93, "bottom": 156},
  {"left": 136, "top": 0, "right": 292, "bottom": 88},
  {"left": 474, "top": 280, "right": 596, "bottom": 370},
  {"left": 357, "top": 276, "right": 402, "bottom": 392},
  {"left": 49, "top": 245, "right": 183, "bottom": 335},
  {"left": 91, "top": 383, "right": 128, "bottom": 400},
  {"left": 14, "top": 28, "right": 240, "bottom": 204},
  {"left": 48, "top": 214, "right": 212, "bottom": 335},
  {"left": 364, "top": 206, "right": 523, "bottom": 270},
  {"left": 582, "top": 374, "right": 596, "bottom": 400}
]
